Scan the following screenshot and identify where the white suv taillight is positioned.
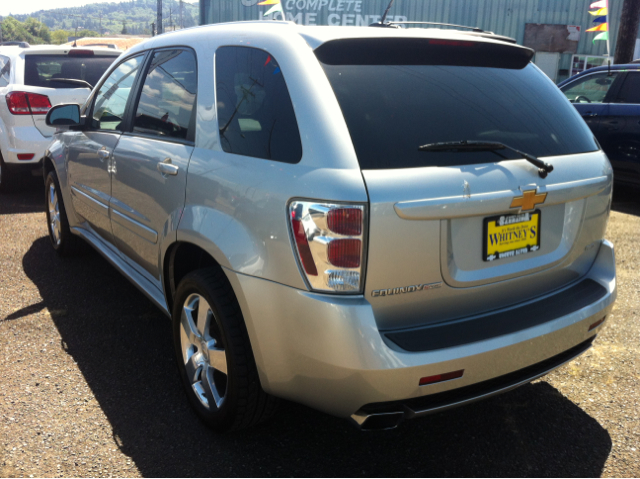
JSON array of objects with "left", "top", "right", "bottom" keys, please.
[
  {"left": 289, "top": 200, "right": 367, "bottom": 294},
  {"left": 6, "top": 91, "right": 52, "bottom": 115}
]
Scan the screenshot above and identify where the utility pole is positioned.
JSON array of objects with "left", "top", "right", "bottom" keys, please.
[
  {"left": 157, "top": 0, "right": 163, "bottom": 34},
  {"left": 180, "top": 0, "right": 183, "bottom": 29},
  {"left": 614, "top": 0, "right": 640, "bottom": 63}
]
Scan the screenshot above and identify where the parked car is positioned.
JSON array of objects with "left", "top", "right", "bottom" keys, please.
[
  {"left": 43, "top": 22, "right": 616, "bottom": 431},
  {"left": 0, "top": 44, "right": 121, "bottom": 192},
  {"left": 558, "top": 64, "right": 640, "bottom": 187}
]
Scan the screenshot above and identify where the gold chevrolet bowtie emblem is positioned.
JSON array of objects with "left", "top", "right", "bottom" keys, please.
[{"left": 510, "top": 190, "right": 547, "bottom": 211}]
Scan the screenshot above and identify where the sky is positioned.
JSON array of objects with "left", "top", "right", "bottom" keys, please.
[{"left": 1, "top": 0, "right": 133, "bottom": 17}]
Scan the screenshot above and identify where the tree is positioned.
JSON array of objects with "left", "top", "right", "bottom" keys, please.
[
  {"left": 121, "top": 20, "right": 128, "bottom": 34},
  {"left": 50, "top": 29, "right": 71, "bottom": 44},
  {"left": 614, "top": 0, "right": 640, "bottom": 63}
]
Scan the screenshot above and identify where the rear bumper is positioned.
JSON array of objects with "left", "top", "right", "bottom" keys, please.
[
  {"left": 226, "top": 239, "right": 616, "bottom": 420},
  {"left": 1, "top": 124, "right": 50, "bottom": 165}
]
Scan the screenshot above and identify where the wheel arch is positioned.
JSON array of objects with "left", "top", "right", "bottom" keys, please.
[{"left": 163, "top": 241, "right": 223, "bottom": 314}]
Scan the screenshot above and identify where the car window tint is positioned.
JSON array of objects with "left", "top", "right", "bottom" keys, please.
[
  {"left": 0, "top": 56, "right": 10, "bottom": 87},
  {"left": 615, "top": 72, "right": 640, "bottom": 104},
  {"left": 132, "top": 49, "right": 197, "bottom": 141},
  {"left": 561, "top": 72, "right": 620, "bottom": 104},
  {"left": 23, "top": 54, "right": 115, "bottom": 90},
  {"left": 91, "top": 55, "right": 144, "bottom": 131},
  {"left": 322, "top": 61, "right": 598, "bottom": 169},
  {"left": 215, "top": 46, "right": 302, "bottom": 164}
]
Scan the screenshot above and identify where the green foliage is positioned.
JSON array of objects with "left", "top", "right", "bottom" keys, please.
[
  {"left": 50, "top": 29, "right": 71, "bottom": 45},
  {"left": 9, "top": 0, "right": 199, "bottom": 37},
  {"left": 0, "top": 16, "right": 51, "bottom": 44}
]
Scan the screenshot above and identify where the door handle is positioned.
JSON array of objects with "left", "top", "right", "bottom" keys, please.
[
  {"left": 97, "top": 148, "right": 110, "bottom": 160},
  {"left": 157, "top": 158, "right": 179, "bottom": 176}
]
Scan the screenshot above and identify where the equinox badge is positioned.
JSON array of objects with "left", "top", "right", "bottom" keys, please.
[{"left": 372, "top": 282, "right": 443, "bottom": 297}]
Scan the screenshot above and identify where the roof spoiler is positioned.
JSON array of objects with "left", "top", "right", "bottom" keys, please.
[
  {"left": 0, "top": 41, "right": 30, "bottom": 48},
  {"left": 370, "top": 22, "right": 517, "bottom": 44}
]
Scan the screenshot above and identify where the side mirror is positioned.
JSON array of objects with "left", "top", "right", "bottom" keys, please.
[{"left": 46, "top": 104, "right": 82, "bottom": 127}]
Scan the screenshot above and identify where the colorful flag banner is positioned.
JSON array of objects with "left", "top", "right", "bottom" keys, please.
[
  {"left": 586, "top": 23, "right": 608, "bottom": 32},
  {"left": 258, "top": 0, "right": 283, "bottom": 17},
  {"left": 587, "top": 0, "right": 609, "bottom": 49},
  {"left": 593, "top": 31, "right": 609, "bottom": 43}
]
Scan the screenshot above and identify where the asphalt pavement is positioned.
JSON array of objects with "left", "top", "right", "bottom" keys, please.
[{"left": 1, "top": 179, "right": 638, "bottom": 477}]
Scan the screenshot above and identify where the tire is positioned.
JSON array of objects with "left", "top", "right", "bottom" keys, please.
[
  {"left": 172, "top": 267, "right": 278, "bottom": 432},
  {"left": 45, "top": 170, "right": 85, "bottom": 256}
]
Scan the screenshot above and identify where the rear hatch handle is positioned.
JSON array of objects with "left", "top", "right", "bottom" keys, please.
[{"left": 394, "top": 176, "right": 609, "bottom": 221}]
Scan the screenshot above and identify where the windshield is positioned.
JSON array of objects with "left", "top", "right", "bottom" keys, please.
[
  {"left": 24, "top": 54, "right": 116, "bottom": 90},
  {"left": 319, "top": 50, "right": 598, "bottom": 169}
]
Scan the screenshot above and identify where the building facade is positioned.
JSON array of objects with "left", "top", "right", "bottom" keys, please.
[{"left": 200, "top": 0, "right": 637, "bottom": 83}]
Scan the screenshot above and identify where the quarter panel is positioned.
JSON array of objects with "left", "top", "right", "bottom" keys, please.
[{"left": 181, "top": 149, "right": 368, "bottom": 288}]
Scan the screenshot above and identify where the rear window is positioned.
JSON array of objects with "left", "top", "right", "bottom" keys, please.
[
  {"left": 317, "top": 39, "right": 598, "bottom": 169},
  {"left": 24, "top": 54, "right": 116, "bottom": 90}
]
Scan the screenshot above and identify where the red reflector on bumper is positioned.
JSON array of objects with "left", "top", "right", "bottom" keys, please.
[
  {"left": 419, "top": 369, "right": 464, "bottom": 386},
  {"left": 588, "top": 317, "right": 606, "bottom": 331},
  {"left": 17, "top": 154, "right": 35, "bottom": 160}
]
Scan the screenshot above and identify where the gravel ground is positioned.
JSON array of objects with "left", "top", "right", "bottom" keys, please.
[{"left": 1, "top": 180, "right": 638, "bottom": 477}]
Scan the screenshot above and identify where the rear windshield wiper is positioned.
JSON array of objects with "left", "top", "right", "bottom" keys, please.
[
  {"left": 418, "top": 140, "right": 554, "bottom": 178},
  {"left": 46, "top": 78, "right": 93, "bottom": 89}
]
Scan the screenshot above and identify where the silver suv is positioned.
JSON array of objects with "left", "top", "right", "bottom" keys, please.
[{"left": 43, "top": 22, "right": 617, "bottom": 431}]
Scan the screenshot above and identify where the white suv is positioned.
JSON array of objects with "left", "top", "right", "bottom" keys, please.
[{"left": 0, "top": 44, "right": 120, "bottom": 192}]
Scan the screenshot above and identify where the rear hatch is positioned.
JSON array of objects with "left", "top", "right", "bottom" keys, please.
[
  {"left": 316, "top": 36, "right": 612, "bottom": 330},
  {"left": 23, "top": 50, "right": 118, "bottom": 136}
]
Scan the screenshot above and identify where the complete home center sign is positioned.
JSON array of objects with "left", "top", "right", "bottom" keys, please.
[{"left": 237, "top": 0, "right": 408, "bottom": 26}]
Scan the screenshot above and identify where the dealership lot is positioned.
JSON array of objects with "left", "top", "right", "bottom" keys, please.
[{"left": 1, "top": 181, "right": 639, "bottom": 477}]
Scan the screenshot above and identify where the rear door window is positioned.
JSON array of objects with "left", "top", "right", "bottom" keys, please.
[
  {"left": 614, "top": 72, "right": 640, "bottom": 104},
  {"left": 215, "top": 46, "right": 302, "bottom": 164},
  {"left": 24, "top": 53, "right": 116, "bottom": 90},
  {"left": 318, "top": 38, "right": 598, "bottom": 170},
  {"left": 0, "top": 55, "right": 10, "bottom": 87},
  {"left": 132, "top": 49, "right": 197, "bottom": 142}
]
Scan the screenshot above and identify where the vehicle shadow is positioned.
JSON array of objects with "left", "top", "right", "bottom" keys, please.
[
  {"left": 0, "top": 177, "right": 44, "bottom": 215},
  {"left": 612, "top": 183, "right": 640, "bottom": 216},
  {"left": 21, "top": 236, "right": 611, "bottom": 477}
]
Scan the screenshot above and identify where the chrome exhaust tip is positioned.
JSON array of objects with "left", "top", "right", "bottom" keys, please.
[{"left": 350, "top": 410, "right": 404, "bottom": 431}]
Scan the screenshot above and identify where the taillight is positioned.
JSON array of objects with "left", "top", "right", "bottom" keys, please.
[
  {"left": 289, "top": 201, "right": 367, "bottom": 293},
  {"left": 6, "top": 91, "right": 52, "bottom": 115}
]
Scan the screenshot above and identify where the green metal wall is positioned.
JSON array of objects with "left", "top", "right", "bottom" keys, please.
[{"left": 201, "top": 0, "right": 626, "bottom": 57}]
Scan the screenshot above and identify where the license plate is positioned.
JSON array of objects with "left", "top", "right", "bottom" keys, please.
[{"left": 483, "top": 210, "right": 541, "bottom": 262}]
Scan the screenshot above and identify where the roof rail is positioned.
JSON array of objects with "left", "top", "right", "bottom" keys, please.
[{"left": 0, "top": 41, "right": 30, "bottom": 48}]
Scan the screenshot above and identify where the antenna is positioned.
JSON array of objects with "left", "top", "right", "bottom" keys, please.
[{"left": 380, "top": 0, "right": 395, "bottom": 24}]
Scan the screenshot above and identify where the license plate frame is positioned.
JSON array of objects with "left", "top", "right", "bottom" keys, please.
[{"left": 483, "top": 210, "right": 541, "bottom": 262}]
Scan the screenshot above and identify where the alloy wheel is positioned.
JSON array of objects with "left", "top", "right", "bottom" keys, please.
[
  {"left": 48, "top": 183, "right": 62, "bottom": 246},
  {"left": 180, "top": 293, "right": 228, "bottom": 410}
]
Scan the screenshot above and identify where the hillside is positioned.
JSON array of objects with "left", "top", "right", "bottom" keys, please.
[{"left": 11, "top": 0, "right": 199, "bottom": 36}]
